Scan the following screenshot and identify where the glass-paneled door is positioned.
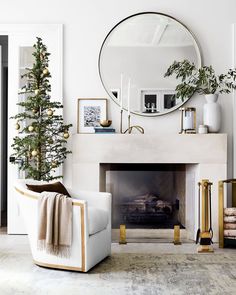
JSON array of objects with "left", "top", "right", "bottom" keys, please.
[{"left": 6, "top": 25, "right": 63, "bottom": 234}]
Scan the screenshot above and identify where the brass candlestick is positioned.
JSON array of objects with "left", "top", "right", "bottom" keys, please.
[
  {"left": 120, "top": 109, "right": 123, "bottom": 133},
  {"left": 124, "top": 114, "right": 144, "bottom": 134}
]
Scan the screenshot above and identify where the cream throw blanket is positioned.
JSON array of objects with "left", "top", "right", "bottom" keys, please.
[{"left": 38, "top": 192, "right": 73, "bottom": 257}]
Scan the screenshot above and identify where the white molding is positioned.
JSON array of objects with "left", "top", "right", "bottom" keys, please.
[
  {"left": 0, "top": 45, "right": 2, "bottom": 226},
  {"left": 233, "top": 24, "right": 236, "bottom": 177},
  {"left": 2, "top": 24, "right": 64, "bottom": 234}
]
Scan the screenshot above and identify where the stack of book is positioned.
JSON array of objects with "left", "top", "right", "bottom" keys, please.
[
  {"left": 224, "top": 208, "right": 236, "bottom": 239},
  {"left": 94, "top": 127, "right": 116, "bottom": 134}
]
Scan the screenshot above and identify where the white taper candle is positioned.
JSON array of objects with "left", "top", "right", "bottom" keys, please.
[
  {"left": 127, "top": 78, "right": 131, "bottom": 116},
  {"left": 120, "top": 73, "right": 123, "bottom": 110}
]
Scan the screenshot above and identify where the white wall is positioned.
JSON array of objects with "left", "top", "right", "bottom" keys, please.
[{"left": 0, "top": 0, "right": 235, "bottom": 186}]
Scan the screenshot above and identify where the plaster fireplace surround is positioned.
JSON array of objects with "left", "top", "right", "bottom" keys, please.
[{"left": 72, "top": 133, "right": 227, "bottom": 242}]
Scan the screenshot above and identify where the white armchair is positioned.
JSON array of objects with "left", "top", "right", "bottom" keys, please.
[{"left": 14, "top": 179, "right": 111, "bottom": 272}]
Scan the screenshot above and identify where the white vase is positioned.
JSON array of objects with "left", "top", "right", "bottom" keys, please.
[{"left": 203, "top": 94, "right": 221, "bottom": 133}]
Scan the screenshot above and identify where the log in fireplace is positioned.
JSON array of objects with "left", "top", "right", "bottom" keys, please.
[{"left": 120, "top": 193, "right": 179, "bottom": 226}]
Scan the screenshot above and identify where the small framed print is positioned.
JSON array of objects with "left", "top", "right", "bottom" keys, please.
[
  {"left": 77, "top": 98, "right": 107, "bottom": 133},
  {"left": 140, "top": 89, "right": 176, "bottom": 113}
]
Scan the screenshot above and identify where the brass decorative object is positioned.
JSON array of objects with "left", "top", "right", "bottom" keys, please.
[
  {"left": 15, "top": 122, "right": 20, "bottom": 130},
  {"left": 196, "top": 180, "right": 214, "bottom": 253},
  {"left": 100, "top": 119, "right": 112, "bottom": 127},
  {"left": 119, "top": 224, "right": 127, "bottom": 244},
  {"left": 123, "top": 114, "right": 144, "bottom": 134},
  {"left": 173, "top": 225, "right": 181, "bottom": 245},
  {"left": 179, "top": 107, "right": 196, "bottom": 134}
]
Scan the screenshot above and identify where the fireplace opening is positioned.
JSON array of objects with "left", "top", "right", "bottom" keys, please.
[{"left": 102, "top": 163, "right": 186, "bottom": 230}]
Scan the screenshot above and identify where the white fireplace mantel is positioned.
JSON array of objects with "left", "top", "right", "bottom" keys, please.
[
  {"left": 73, "top": 134, "right": 227, "bottom": 165},
  {"left": 72, "top": 133, "right": 227, "bottom": 241}
]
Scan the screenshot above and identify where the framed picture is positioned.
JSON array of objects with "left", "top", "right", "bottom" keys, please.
[
  {"left": 77, "top": 98, "right": 107, "bottom": 133},
  {"left": 140, "top": 89, "right": 176, "bottom": 113}
]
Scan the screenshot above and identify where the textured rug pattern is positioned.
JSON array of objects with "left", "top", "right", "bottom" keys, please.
[{"left": 0, "top": 252, "right": 236, "bottom": 295}]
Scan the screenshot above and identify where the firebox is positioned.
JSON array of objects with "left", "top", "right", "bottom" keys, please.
[{"left": 102, "top": 163, "right": 186, "bottom": 230}]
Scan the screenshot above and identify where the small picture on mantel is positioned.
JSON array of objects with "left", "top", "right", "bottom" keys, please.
[{"left": 77, "top": 98, "right": 107, "bottom": 133}]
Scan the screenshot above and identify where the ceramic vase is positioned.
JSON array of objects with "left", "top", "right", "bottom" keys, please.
[{"left": 203, "top": 94, "right": 221, "bottom": 133}]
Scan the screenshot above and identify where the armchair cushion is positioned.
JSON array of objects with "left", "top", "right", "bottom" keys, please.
[
  {"left": 88, "top": 207, "right": 109, "bottom": 235},
  {"left": 26, "top": 181, "right": 71, "bottom": 198}
]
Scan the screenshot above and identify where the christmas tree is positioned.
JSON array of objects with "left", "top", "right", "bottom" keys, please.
[{"left": 11, "top": 37, "right": 72, "bottom": 181}]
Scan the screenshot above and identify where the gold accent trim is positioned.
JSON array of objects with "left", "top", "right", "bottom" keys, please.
[
  {"left": 218, "top": 179, "right": 236, "bottom": 248},
  {"left": 218, "top": 181, "right": 224, "bottom": 248},
  {"left": 173, "top": 225, "right": 182, "bottom": 245},
  {"left": 33, "top": 260, "right": 84, "bottom": 272},
  {"left": 80, "top": 203, "right": 85, "bottom": 271},
  {"left": 15, "top": 186, "right": 86, "bottom": 272},
  {"left": 119, "top": 224, "right": 127, "bottom": 245}
]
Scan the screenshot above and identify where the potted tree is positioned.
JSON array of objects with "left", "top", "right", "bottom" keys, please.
[
  {"left": 11, "top": 38, "right": 72, "bottom": 181},
  {"left": 164, "top": 60, "right": 236, "bottom": 132}
]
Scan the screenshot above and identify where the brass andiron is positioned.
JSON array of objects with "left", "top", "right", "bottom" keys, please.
[
  {"left": 119, "top": 224, "right": 127, "bottom": 244},
  {"left": 173, "top": 225, "right": 181, "bottom": 245},
  {"left": 124, "top": 114, "right": 144, "bottom": 134},
  {"left": 196, "top": 180, "right": 214, "bottom": 253}
]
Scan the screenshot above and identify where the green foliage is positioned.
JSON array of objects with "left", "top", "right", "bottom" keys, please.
[
  {"left": 11, "top": 37, "right": 72, "bottom": 181},
  {"left": 164, "top": 60, "right": 236, "bottom": 100}
]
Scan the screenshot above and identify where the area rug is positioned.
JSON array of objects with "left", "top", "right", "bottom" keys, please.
[{"left": 0, "top": 252, "right": 236, "bottom": 295}]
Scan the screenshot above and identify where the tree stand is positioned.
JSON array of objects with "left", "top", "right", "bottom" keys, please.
[{"left": 196, "top": 179, "right": 214, "bottom": 253}]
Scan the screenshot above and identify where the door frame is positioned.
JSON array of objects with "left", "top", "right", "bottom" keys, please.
[{"left": 233, "top": 24, "right": 236, "bottom": 179}]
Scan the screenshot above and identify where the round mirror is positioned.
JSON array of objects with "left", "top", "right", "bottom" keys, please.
[{"left": 99, "top": 12, "right": 201, "bottom": 116}]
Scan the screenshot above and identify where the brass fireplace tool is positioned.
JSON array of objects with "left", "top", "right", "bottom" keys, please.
[
  {"left": 196, "top": 179, "right": 214, "bottom": 253},
  {"left": 121, "top": 114, "right": 144, "bottom": 134}
]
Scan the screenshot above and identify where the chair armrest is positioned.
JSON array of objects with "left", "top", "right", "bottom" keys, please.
[
  {"left": 69, "top": 189, "right": 111, "bottom": 213},
  {"left": 70, "top": 190, "right": 112, "bottom": 234}
]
